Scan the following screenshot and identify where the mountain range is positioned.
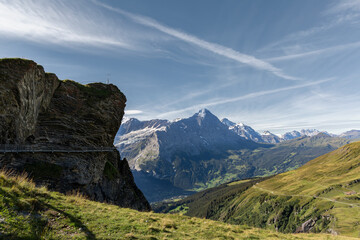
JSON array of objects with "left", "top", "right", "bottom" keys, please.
[
  {"left": 115, "top": 109, "right": 354, "bottom": 202},
  {"left": 220, "top": 118, "right": 339, "bottom": 143}
]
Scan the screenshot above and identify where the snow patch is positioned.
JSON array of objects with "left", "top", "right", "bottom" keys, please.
[
  {"left": 198, "top": 108, "right": 207, "bottom": 118},
  {"left": 172, "top": 118, "right": 184, "bottom": 122},
  {"left": 236, "top": 122, "right": 246, "bottom": 127},
  {"left": 115, "top": 126, "right": 166, "bottom": 146}
]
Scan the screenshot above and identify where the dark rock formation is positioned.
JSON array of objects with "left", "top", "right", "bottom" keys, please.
[
  {"left": 0, "top": 58, "right": 59, "bottom": 144},
  {"left": 0, "top": 58, "right": 150, "bottom": 211},
  {"left": 295, "top": 218, "right": 316, "bottom": 233}
]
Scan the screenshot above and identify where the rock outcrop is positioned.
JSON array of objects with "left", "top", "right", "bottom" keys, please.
[
  {"left": 295, "top": 218, "right": 316, "bottom": 233},
  {"left": 0, "top": 58, "right": 150, "bottom": 211}
]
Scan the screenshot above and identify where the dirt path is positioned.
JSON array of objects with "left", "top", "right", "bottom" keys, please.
[{"left": 253, "top": 184, "right": 360, "bottom": 208}]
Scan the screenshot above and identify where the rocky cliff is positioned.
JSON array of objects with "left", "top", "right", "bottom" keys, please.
[{"left": 0, "top": 58, "right": 150, "bottom": 211}]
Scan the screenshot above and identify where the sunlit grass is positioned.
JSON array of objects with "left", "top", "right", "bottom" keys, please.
[{"left": 227, "top": 142, "right": 360, "bottom": 237}]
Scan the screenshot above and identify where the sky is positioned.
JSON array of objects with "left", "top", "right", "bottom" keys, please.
[{"left": 1, "top": 0, "right": 360, "bottom": 134}]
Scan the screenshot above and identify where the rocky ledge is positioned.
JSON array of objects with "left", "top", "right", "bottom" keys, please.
[{"left": 0, "top": 58, "right": 150, "bottom": 211}]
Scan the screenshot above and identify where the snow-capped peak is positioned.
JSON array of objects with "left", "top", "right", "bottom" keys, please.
[{"left": 198, "top": 108, "right": 210, "bottom": 118}]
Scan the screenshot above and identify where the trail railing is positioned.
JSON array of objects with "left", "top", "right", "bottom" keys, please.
[{"left": 0, "top": 144, "right": 117, "bottom": 153}]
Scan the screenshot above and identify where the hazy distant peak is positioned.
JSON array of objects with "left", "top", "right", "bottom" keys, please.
[
  {"left": 281, "top": 130, "right": 301, "bottom": 140},
  {"left": 339, "top": 129, "right": 360, "bottom": 140},
  {"left": 300, "top": 129, "right": 320, "bottom": 136},
  {"left": 282, "top": 129, "right": 323, "bottom": 140}
]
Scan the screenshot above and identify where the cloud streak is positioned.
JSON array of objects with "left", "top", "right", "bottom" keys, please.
[
  {"left": 266, "top": 41, "right": 360, "bottom": 62},
  {"left": 0, "top": 0, "right": 133, "bottom": 49},
  {"left": 157, "top": 78, "right": 333, "bottom": 118},
  {"left": 258, "top": 1, "right": 360, "bottom": 56},
  {"left": 93, "top": 0, "right": 300, "bottom": 81},
  {"left": 125, "top": 110, "right": 143, "bottom": 115},
  {"left": 325, "top": 0, "right": 360, "bottom": 15}
]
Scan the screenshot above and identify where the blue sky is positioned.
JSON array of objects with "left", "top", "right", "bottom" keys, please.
[{"left": 1, "top": 0, "right": 360, "bottom": 134}]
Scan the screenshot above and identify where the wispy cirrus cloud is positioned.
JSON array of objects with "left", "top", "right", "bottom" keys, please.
[
  {"left": 158, "top": 78, "right": 333, "bottom": 119},
  {"left": 0, "top": 0, "right": 135, "bottom": 49},
  {"left": 258, "top": 0, "right": 360, "bottom": 57},
  {"left": 266, "top": 41, "right": 360, "bottom": 62},
  {"left": 325, "top": 0, "right": 360, "bottom": 15},
  {"left": 252, "top": 91, "right": 360, "bottom": 134},
  {"left": 323, "top": 0, "right": 360, "bottom": 27},
  {"left": 0, "top": 0, "right": 304, "bottom": 82},
  {"left": 92, "top": 0, "right": 300, "bottom": 81}
]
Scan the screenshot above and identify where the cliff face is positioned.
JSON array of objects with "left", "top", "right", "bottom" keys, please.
[
  {"left": 0, "top": 58, "right": 150, "bottom": 211},
  {"left": 0, "top": 59, "right": 59, "bottom": 144}
]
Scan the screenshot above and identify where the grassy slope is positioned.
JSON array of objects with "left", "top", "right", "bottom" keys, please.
[
  {"left": 152, "top": 177, "right": 270, "bottom": 218},
  {"left": 217, "top": 142, "right": 360, "bottom": 237},
  {"left": 0, "top": 171, "right": 353, "bottom": 240}
]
